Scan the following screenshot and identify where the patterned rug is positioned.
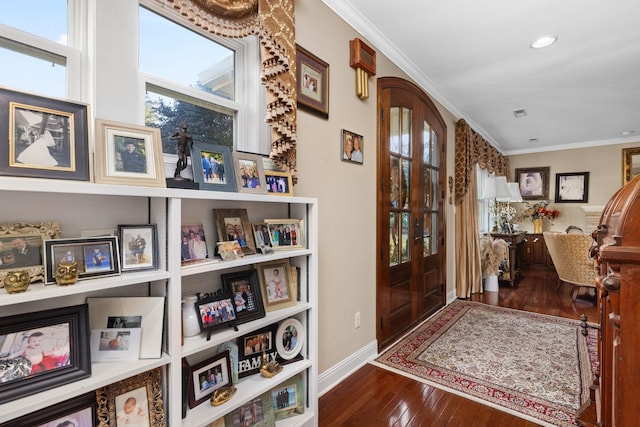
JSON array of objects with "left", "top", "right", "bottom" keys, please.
[{"left": 371, "top": 300, "right": 598, "bottom": 427}]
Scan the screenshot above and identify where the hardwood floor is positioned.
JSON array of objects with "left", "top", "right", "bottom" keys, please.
[{"left": 318, "top": 268, "right": 598, "bottom": 426}]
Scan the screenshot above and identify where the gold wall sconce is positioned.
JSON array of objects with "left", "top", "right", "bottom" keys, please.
[{"left": 349, "top": 38, "right": 376, "bottom": 99}]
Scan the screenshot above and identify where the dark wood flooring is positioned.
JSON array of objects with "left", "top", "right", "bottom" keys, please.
[{"left": 318, "top": 268, "right": 598, "bottom": 426}]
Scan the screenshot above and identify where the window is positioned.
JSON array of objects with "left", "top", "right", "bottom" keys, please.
[{"left": 477, "top": 166, "right": 492, "bottom": 233}]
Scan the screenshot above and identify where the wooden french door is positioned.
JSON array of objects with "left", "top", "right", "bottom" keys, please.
[{"left": 376, "top": 77, "right": 446, "bottom": 350}]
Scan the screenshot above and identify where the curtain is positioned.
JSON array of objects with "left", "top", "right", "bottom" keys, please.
[
  {"left": 454, "top": 119, "right": 508, "bottom": 298},
  {"left": 162, "top": 0, "right": 298, "bottom": 180}
]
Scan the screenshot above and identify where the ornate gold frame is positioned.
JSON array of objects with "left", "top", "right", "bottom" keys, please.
[{"left": 622, "top": 146, "right": 640, "bottom": 185}]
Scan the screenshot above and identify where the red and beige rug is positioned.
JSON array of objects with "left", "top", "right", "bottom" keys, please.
[{"left": 371, "top": 300, "right": 598, "bottom": 427}]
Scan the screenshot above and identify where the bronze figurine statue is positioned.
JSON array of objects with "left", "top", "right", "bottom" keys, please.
[{"left": 170, "top": 121, "right": 194, "bottom": 179}]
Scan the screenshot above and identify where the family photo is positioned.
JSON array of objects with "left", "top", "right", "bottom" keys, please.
[{"left": 180, "top": 224, "right": 209, "bottom": 264}]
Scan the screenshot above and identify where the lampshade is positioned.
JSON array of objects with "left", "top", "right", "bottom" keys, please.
[
  {"left": 507, "top": 182, "right": 523, "bottom": 202},
  {"left": 494, "top": 176, "right": 512, "bottom": 201},
  {"left": 480, "top": 176, "right": 496, "bottom": 199}
]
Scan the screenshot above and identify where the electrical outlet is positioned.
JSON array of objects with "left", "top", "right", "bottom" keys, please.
[{"left": 355, "top": 311, "right": 361, "bottom": 329}]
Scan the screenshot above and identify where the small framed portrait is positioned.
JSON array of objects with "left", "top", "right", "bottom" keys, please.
[
  {"left": 214, "top": 209, "right": 257, "bottom": 255},
  {"left": 265, "top": 170, "right": 294, "bottom": 196},
  {"left": 221, "top": 269, "right": 266, "bottom": 325},
  {"left": 195, "top": 292, "right": 238, "bottom": 335},
  {"left": 90, "top": 328, "right": 142, "bottom": 362},
  {"left": 0, "top": 222, "right": 60, "bottom": 286},
  {"left": 622, "top": 146, "right": 640, "bottom": 185},
  {"left": 0, "top": 391, "right": 97, "bottom": 427},
  {"left": 180, "top": 224, "right": 210, "bottom": 265},
  {"left": 224, "top": 393, "right": 275, "bottom": 427},
  {"left": 275, "top": 317, "right": 305, "bottom": 361},
  {"left": 94, "top": 119, "right": 166, "bottom": 187},
  {"left": 296, "top": 44, "right": 329, "bottom": 119},
  {"left": 270, "top": 374, "right": 305, "bottom": 421},
  {"left": 0, "top": 304, "right": 91, "bottom": 405},
  {"left": 95, "top": 367, "right": 165, "bottom": 426},
  {"left": 187, "top": 351, "right": 233, "bottom": 409},
  {"left": 256, "top": 259, "right": 296, "bottom": 312},
  {"left": 117, "top": 224, "right": 158, "bottom": 272},
  {"left": 43, "top": 236, "right": 120, "bottom": 284},
  {"left": 237, "top": 324, "right": 278, "bottom": 378},
  {"left": 515, "top": 167, "right": 550, "bottom": 200},
  {"left": 263, "top": 219, "right": 304, "bottom": 250},
  {"left": 252, "top": 223, "right": 273, "bottom": 252},
  {"left": 555, "top": 172, "right": 590, "bottom": 203},
  {"left": 0, "top": 87, "right": 90, "bottom": 181},
  {"left": 341, "top": 129, "right": 364, "bottom": 164},
  {"left": 232, "top": 151, "right": 268, "bottom": 194},
  {"left": 190, "top": 142, "right": 236, "bottom": 192}
]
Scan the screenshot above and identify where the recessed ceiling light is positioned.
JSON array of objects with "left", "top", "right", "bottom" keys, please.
[
  {"left": 530, "top": 35, "right": 557, "bottom": 49},
  {"left": 513, "top": 109, "right": 527, "bottom": 118},
  {"left": 528, "top": 138, "right": 538, "bottom": 143},
  {"left": 621, "top": 130, "right": 635, "bottom": 136}
]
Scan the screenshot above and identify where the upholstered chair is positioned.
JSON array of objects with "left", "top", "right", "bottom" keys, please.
[{"left": 543, "top": 231, "right": 598, "bottom": 301}]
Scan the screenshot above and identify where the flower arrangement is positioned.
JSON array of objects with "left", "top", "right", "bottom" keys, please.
[{"left": 518, "top": 200, "right": 560, "bottom": 222}]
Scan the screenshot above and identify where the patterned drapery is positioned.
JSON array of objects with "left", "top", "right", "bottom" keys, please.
[{"left": 166, "top": 0, "right": 297, "bottom": 179}]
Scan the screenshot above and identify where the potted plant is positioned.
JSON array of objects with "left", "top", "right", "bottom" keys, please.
[{"left": 479, "top": 234, "right": 508, "bottom": 291}]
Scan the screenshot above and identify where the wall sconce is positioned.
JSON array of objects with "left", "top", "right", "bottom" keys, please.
[{"left": 349, "top": 38, "right": 376, "bottom": 99}]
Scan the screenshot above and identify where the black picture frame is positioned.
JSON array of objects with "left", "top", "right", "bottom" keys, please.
[
  {"left": 555, "top": 171, "right": 590, "bottom": 203},
  {"left": 221, "top": 269, "right": 266, "bottom": 325},
  {"left": 43, "top": 236, "right": 120, "bottom": 284},
  {"left": 0, "top": 391, "right": 97, "bottom": 427},
  {"left": 515, "top": 167, "right": 550, "bottom": 200},
  {"left": 195, "top": 291, "right": 238, "bottom": 340},
  {"left": 187, "top": 351, "right": 233, "bottom": 409},
  {"left": 117, "top": 224, "right": 158, "bottom": 272},
  {"left": 190, "top": 142, "right": 236, "bottom": 192},
  {"left": 237, "top": 324, "right": 278, "bottom": 378},
  {"left": 0, "top": 87, "right": 90, "bottom": 181},
  {"left": 0, "top": 304, "right": 91, "bottom": 404}
]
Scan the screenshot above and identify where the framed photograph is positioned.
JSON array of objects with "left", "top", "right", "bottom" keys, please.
[
  {"left": 187, "top": 351, "right": 233, "bottom": 408},
  {"left": 180, "top": 224, "right": 210, "bottom": 265},
  {"left": 195, "top": 292, "right": 238, "bottom": 334},
  {"left": 0, "top": 221, "right": 60, "bottom": 286},
  {"left": 296, "top": 44, "right": 329, "bottom": 119},
  {"left": 622, "top": 146, "right": 640, "bottom": 185},
  {"left": 0, "top": 304, "right": 91, "bottom": 404},
  {"left": 94, "top": 119, "right": 166, "bottom": 187},
  {"left": 214, "top": 209, "right": 257, "bottom": 255},
  {"left": 252, "top": 223, "right": 273, "bottom": 252},
  {"left": 191, "top": 142, "right": 236, "bottom": 192},
  {"left": 515, "top": 167, "right": 550, "bottom": 200},
  {"left": 224, "top": 392, "right": 275, "bottom": 427},
  {"left": 270, "top": 373, "right": 305, "bottom": 421},
  {"left": 90, "top": 328, "right": 142, "bottom": 362},
  {"left": 43, "top": 236, "right": 120, "bottom": 284},
  {"left": 237, "top": 324, "right": 278, "bottom": 378},
  {"left": 256, "top": 259, "right": 296, "bottom": 312},
  {"left": 217, "top": 340, "right": 239, "bottom": 384},
  {"left": 264, "top": 219, "right": 304, "bottom": 250},
  {"left": 265, "top": 170, "right": 294, "bottom": 196},
  {"left": 0, "top": 391, "right": 97, "bottom": 427},
  {"left": 95, "top": 367, "right": 165, "bottom": 427},
  {"left": 87, "top": 297, "right": 165, "bottom": 359},
  {"left": 117, "top": 224, "right": 158, "bottom": 272},
  {"left": 0, "top": 87, "right": 90, "bottom": 181},
  {"left": 341, "top": 129, "right": 364, "bottom": 164},
  {"left": 232, "top": 151, "right": 268, "bottom": 194},
  {"left": 221, "top": 269, "right": 266, "bottom": 325},
  {"left": 275, "top": 317, "right": 304, "bottom": 361},
  {"left": 555, "top": 172, "right": 590, "bottom": 203}
]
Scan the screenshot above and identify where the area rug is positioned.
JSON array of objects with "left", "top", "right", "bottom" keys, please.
[{"left": 371, "top": 300, "right": 598, "bottom": 427}]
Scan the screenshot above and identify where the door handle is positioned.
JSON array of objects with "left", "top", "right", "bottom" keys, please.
[{"left": 414, "top": 218, "right": 423, "bottom": 242}]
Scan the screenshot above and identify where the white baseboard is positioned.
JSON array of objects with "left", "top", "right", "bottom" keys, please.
[
  {"left": 318, "top": 339, "right": 378, "bottom": 397},
  {"left": 446, "top": 289, "right": 457, "bottom": 303}
]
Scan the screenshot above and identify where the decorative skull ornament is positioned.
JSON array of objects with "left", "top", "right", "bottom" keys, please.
[{"left": 55, "top": 261, "right": 79, "bottom": 286}]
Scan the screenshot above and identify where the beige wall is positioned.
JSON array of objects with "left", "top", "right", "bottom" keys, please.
[{"left": 294, "top": 2, "right": 458, "bottom": 374}]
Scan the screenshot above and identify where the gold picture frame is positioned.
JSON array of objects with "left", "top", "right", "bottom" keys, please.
[
  {"left": 96, "top": 368, "right": 165, "bottom": 427},
  {"left": 214, "top": 209, "right": 257, "bottom": 255},
  {"left": 265, "top": 170, "right": 294, "bottom": 196},
  {"left": 622, "top": 146, "right": 640, "bottom": 185},
  {"left": 255, "top": 259, "right": 296, "bottom": 312}
]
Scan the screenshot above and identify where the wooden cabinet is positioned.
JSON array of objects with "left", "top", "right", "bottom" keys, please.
[
  {"left": 522, "top": 233, "right": 554, "bottom": 269},
  {"left": 490, "top": 232, "right": 525, "bottom": 286}
]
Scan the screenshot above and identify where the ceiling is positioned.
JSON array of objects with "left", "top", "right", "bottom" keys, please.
[{"left": 323, "top": 0, "right": 640, "bottom": 155}]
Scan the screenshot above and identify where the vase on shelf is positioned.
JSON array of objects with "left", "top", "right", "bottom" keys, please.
[
  {"left": 532, "top": 218, "right": 543, "bottom": 234},
  {"left": 182, "top": 295, "right": 201, "bottom": 338}
]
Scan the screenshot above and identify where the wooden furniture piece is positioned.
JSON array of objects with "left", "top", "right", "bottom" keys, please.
[
  {"left": 522, "top": 233, "right": 554, "bottom": 269},
  {"left": 576, "top": 175, "right": 640, "bottom": 426},
  {"left": 490, "top": 232, "right": 526, "bottom": 286}
]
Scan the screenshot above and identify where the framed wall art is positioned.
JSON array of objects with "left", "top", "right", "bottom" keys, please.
[
  {"left": 94, "top": 119, "right": 166, "bottom": 187},
  {"left": 341, "top": 129, "right": 363, "bottom": 164},
  {"left": 256, "top": 259, "right": 296, "bottom": 312},
  {"left": 0, "top": 304, "right": 91, "bottom": 404},
  {"left": 43, "top": 236, "right": 120, "bottom": 284},
  {"left": 0, "top": 87, "right": 90, "bottom": 181},
  {"left": 117, "top": 224, "right": 158, "bottom": 272},
  {"left": 237, "top": 324, "right": 278, "bottom": 378},
  {"left": 515, "top": 167, "right": 550, "bottom": 200},
  {"left": 622, "top": 146, "right": 640, "bottom": 185},
  {"left": 180, "top": 224, "right": 210, "bottom": 265},
  {"left": 221, "top": 268, "right": 266, "bottom": 325},
  {"left": 555, "top": 172, "right": 590, "bottom": 203},
  {"left": 232, "top": 151, "right": 268, "bottom": 194},
  {"left": 264, "top": 219, "right": 304, "bottom": 250},
  {"left": 214, "top": 208, "right": 257, "bottom": 255},
  {"left": 95, "top": 367, "right": 165, "bottom": 427},
  {"left": 296, "top": 44, "right": 329, "bottom": 119},
  {"left": 186, "top": 351, "right": 233, "bottom": 409},
  {"left": 0, "top": 221, "right": 60, "bottom": 286},
  {"left": 191, "top": 142, "right": 236, "bottom": 192},
  {"left": 0, "top": 391, "right": 97, "bottom": 427},
  {"left": 265, "top": 170, "right": 294, "bottom": 196}
]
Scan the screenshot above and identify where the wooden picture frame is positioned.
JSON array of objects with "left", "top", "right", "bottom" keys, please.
[
  {"left": 296, "top": 44, "right": 329, "bottom": 119},
  {"left": 94, "top": 119, "right": 166, "bottom": 187},
  {"left": 275, "top": 317, "right": 304, "bottom": 361},
  {"left": 43, "top": 236, "right": 120, "bottom": 284},
  {"left": 0, "top": 391, "right": 97, "bottom": 427},
  {"left": 187, "top": 351, "right": 233, "bottom": 409},
  {"left": 232, "top": 152, "right": 267, "bottom": 194},
  {"left": 95, "top": 367, "right": 165, "bottom": 427},
  {"left": 214, "top": 209, "right": 257, "bottom": 255},
  {"left": 263, "top": 219, "right": 304, "bottom": 250},
  {"left": 190, "top": 142, "right": 236, "bottom": 192},
  {"left": 622, "top": 146, "right": 640, "bottom": 185},
  {"left": 255, "top": 259, "right": 296, "bottom": 312},
  {"left": 0, "top": 87, "right": 90, "bottom": 181},
  {"left": 265, "top": 170, "right": 294, "bottom": 196},
  {"left": 117, "top": 224, "right": 158, "bottom": 272},
  {"left": 252, "top": 223, "right": 273, "bottom": 252},
  {"left": 341, "top": 129, "right": 364, "bottom": 164},
  {"left": 237, "top": 324, "right": 278, "bottom": 378},
  {"left": 0, "top": 304, "right": 91, "bottom": 404},
  {"left": 555, "top": 172, "right": 590, "bottom": 203},
  {"left": 0, "top": 221, "right": 60, "bottom": 286},
  {"left": 221, "top": 268, "right": 266, "bottom": 325},
  {"left": 224, "top": 392, "right": 275, "bottom": 427},
  {"left": 180, "top": 224, "right": 210, "bottom": 265},
  {"left": 515, "top": 167, "right": 550, "bottom": 200}
]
